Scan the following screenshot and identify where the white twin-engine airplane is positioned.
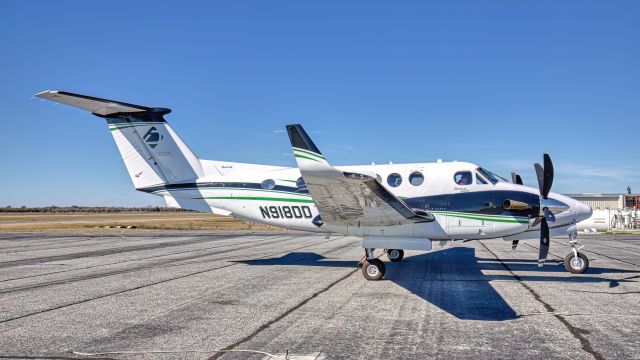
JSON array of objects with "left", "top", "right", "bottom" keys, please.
[{"left": 37, "top": 90, "right": 593, "bottom": 280}]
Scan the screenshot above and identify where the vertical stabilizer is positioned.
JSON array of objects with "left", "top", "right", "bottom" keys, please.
[
  {"left": 105, "top": 111, "right": 204, "bottom": 188},
  {"left": 36, "top": 90, "right": 206, "bottom": 189}
]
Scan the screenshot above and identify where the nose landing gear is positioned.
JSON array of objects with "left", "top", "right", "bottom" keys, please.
[{"left": 564, "top": 234, "right": 589, "bottom": 274}]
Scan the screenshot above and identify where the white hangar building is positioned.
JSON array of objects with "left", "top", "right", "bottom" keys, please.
[{"left": 566, "top": 193, "right": 640, "bottom": 231}]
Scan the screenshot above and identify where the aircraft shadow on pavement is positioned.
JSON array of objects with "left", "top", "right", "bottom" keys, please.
[{"left": 235, "top": 248, "right": 639, "bottom": 321}]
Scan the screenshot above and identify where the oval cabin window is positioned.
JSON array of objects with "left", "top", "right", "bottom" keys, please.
[
  {"left": 261, "top": 179, "right": 276, "bottom": 190},
  {"left": 387, "top": 173, "right": 403, "bottom": 187},
  {"left": 409, "top": 171, "right": 424, "bottom": 186}
]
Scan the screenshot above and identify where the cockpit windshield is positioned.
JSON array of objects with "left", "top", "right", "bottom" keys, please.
[{"left": 476, "top": 167, "right": 507, "bottom": 184}]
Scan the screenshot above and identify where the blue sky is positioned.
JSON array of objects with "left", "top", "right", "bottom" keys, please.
[{"left": 1, "top": 1, "right": 638, "bottom": 206}]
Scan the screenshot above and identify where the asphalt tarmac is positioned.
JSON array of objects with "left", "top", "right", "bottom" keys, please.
[{"left": 0, "top": 231, "right": 638, "bottom": 359}]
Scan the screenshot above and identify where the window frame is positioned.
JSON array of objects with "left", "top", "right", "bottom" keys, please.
[
  {"left": 261, "top": 179, "right": 276, "bottom": 190},
  {"left": 476, "top": 167, "right": 505, "bottom": 184},
  {"left": 453, "top": 171, "right": 473, "bottom": 186},
  {"left": 408, "top": 171, "right": 425, "bottom": 186},
  {"left": 475, "top": 173, "right": 489, "bottom": 185},
  {"left": 387, "top": 173, "right": 403, "bottom": 187}
]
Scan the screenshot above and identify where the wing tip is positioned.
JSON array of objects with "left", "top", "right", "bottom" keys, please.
[{"left": 35, "top": 90, "right": 58, "bottom": 99}]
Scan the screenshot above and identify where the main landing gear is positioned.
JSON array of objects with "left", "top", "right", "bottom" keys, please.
[
  {"left": 564, "top": 234, "right": 589, "bottom": 274},
  {"left": 359, "top": 248, "right": 404, "bottom": 281},
  {"left": 386, "top": 248, "right": 404, "bottom": 262}
]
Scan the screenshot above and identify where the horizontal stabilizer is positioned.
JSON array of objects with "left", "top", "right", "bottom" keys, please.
[
  {"left": 37, "top": 90, "right": 205, "bottom": 189},
  {"left": 36, "top": 90, "right": 170, "bottom": 117}
]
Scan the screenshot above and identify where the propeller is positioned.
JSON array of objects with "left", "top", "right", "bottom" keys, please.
[{"left": 534, "top": 154, "right": 554, "bottom": 267}]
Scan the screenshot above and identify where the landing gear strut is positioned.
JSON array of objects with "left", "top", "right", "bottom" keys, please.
[
  {"left": 361, "top": 248, "right": 385, "bottom": 281},
  {"left": 564, "top": 233, "right": 589, "bottom": 274}
]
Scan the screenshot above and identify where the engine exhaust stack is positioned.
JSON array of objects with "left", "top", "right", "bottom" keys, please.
[{"left": 503, "top": 199, "right": 531, "bottom": 211}]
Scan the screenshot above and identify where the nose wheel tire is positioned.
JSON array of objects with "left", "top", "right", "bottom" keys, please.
[
  {"left": 564, "top": 251, "right": 589, "bottom": 274},
  {"left": 362, "top": 259, "right": 385, "bottom": 281},
  {"left": 387, "top": 249, "right": 404, "bottom": 262}
]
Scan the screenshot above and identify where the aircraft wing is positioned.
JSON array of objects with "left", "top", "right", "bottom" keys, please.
[{"left": 286, "top": 124, "right": 434, "bottom": 227}]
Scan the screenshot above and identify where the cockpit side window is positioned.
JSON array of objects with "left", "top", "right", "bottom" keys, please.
[
  {"left": 476, "top": 173, "right": 488, "bottom": 184},
  {"left": 454, "top": 171, "right": 472, "bottom": 186},
  {"left": 477, "top": 167, "right": 499, "bottom": 184}
]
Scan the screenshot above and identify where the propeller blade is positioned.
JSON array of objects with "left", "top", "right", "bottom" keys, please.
[
  {"left": 534, "top": 154, "right": 554, "bottom": 199},
  {"left": 511, "top": 172, "right": 523, "bottom": 185},
  {"left": 542, "top": 153, "right": 554, "bottom": 198},
  {"left": 511, "top": 240, "right": 519, "bottom": 250},
  {"left": 535, "top": 163, "right": 545, "bottom": 198},
  {"left": 538, "top": 218, "right": 550, "bottom": 267},
  {"left": 543, "top": 207, "right": 556, "bottom": 222}
]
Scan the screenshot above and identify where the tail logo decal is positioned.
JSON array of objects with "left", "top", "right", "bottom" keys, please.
[{"left": 143, "top": 127, "right": 163, "bottom": 149}]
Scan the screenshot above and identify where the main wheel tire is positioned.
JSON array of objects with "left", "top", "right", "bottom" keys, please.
[
  {"left": 564, "top": 251, "right": 589, "bottom": 274},
  {"left": 387, "top": 249, "right": 404, "bottom": 262},
  {"left": 362, "top": 259, "right": 385, "bottom": 281}
]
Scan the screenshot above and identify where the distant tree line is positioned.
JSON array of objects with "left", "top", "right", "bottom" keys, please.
[{"left": 0, "top": 206, "right": 193, "bottom": 213}]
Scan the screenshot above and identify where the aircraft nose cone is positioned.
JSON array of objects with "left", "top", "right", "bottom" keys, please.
[{"left": 575, "top": 201, "right": 593, "bottom": 222}]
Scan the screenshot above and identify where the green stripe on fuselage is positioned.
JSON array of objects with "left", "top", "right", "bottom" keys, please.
[
  {"left": 430, "top": 211, "right": 529, "bottom": 224},
  {"left": 199, "top": 196, "right": 315, "bottom": 203},
  {"left": 151, "top": 187, "right": 312, "bottom": 198}
]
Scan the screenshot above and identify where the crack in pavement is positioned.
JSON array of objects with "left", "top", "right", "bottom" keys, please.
[
  {"left": 0, "top": 235, "right": 286, "bottom": 283},
  {"left": 0, "top": 236, "right": 296, "bottom": 293},
  {"left": 555, "top": 241, "right": 640, "bottom": 268},
  {"left": 0, "top": 237, "right": 348, "bottom": 325},
  {"left": 479, "top": 241, "right": 605, "bottom": 360},
  {"left": 524, "top": 240, "right": 640, "bottom": 269},
  {"left": 207, "top": 268, "right": 358, "bottom": 360},
  {"left": 571, "top": 290, "right": 640, "bottom": 295},
  {"left": 0, "top": 234, "right": 252, "bottom": 269},
  {"left": 0, "top": 356, "right": 115, "bottom": 360}
]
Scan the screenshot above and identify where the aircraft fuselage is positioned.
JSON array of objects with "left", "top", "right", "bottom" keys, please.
[{"left": 139, "top": 160, "right": 592, "bottom": 241}]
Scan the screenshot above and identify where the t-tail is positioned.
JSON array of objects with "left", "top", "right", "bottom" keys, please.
[
  {"left": 36, "top": 90, "right": 218, "bottom": 212},
  {"left": 37, "top": 90, "right": 205, "bottom": 188}
]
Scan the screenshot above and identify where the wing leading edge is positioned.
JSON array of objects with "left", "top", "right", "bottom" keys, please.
[
  {"left": 286, "top": 124, "right": 434, "bottom": 227},
  {"left": 36, "top": 90, "right": 171, "bottom": 117}
]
